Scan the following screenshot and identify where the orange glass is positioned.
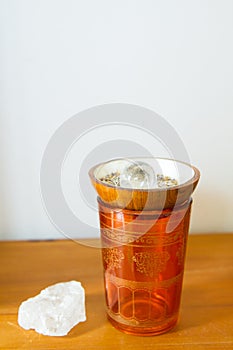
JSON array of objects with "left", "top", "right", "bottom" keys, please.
[
  {"left": 98, "top": 198, "right": 192, "bottom": 336},
  {"left": 89, "top": 157, "right": 200, "bottom": 336}
]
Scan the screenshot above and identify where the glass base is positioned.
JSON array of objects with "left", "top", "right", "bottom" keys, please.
[{"left": 107, "top": 313, "right": 178, "bottom": 336}]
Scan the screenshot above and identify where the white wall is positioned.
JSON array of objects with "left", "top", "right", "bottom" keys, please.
[{"left": 0, "top": 0, "right": 233, "bottom": 240}]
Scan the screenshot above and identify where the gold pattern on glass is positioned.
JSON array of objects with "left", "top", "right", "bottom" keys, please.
[
  {"left": 106, "top": 271, "right": 183, "bottom": 290},
  {"left": 132, "top": 251, "right": 170, "bottom": 277},
  {"left": 103, "top": 248, "right": 125, "bottom": 269},
  {"left": 101, "top": 225, "right": 184, "bottom": 247},
  {"left": 107, "top": 309, "right": 176, "bottom": 327}
]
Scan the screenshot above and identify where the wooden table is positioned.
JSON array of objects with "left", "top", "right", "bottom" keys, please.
[{"left": 0, "top": 234, "right": 232, "bottom": 349}]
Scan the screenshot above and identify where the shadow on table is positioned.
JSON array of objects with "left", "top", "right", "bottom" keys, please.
[{"left": 67, "top": 292, "right": 106, "bottom": 337}]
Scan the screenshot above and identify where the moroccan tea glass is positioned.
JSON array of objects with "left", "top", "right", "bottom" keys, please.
[{"left": 89, "top": 158, "right": 200, "bottom": 336}]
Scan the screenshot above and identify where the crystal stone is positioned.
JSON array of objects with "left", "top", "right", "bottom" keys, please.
[
  {"left": 120, "top": 160, "right": 156, "bottom": 189},
  {"left": 18, "top": 281, "right": 86, "bottom": 336}
]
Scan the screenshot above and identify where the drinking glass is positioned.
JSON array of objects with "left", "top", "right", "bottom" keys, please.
[{"left": 89, "top": 158, "right": 200, "bottom": 336}]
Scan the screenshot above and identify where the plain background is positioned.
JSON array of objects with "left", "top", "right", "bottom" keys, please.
[{"left": 0, "top": 0, "right": 233, "bottom": 240}]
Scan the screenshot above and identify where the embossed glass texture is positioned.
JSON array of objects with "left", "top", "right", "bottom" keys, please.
[
  {"left": 99, "top": 199, "right": 191, "bottom": 336},
  {"left": 89, "top": 158, "right": 200, "bottom": 336}
]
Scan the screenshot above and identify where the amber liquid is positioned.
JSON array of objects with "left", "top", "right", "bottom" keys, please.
[{"left": 98, "top": 199, "right": 192, "bottom": 336}]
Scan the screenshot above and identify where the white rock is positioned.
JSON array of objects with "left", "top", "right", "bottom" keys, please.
[
  {"left": 120, "top": 160, "right": 156, "bottom": 189},
  {"left": 18, "top": 281, "right": 86, "bottom": 336}
]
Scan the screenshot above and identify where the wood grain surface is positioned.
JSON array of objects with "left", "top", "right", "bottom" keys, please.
[{"left": 0, "top": 234, "right": 232, "bottom": 349}]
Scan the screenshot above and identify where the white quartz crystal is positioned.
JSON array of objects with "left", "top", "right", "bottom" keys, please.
[
  {"left": 18, "top": 281, "right": 86, "bottom": 336},
  {"left": 120, "top": 160, "right": 156, "bottom": 189}
]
